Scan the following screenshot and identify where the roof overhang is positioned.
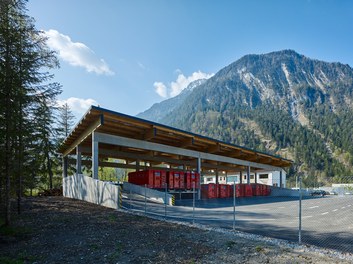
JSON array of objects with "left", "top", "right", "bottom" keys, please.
[{"left": 59, "top": 106, "right": 293, "bottom": 172}]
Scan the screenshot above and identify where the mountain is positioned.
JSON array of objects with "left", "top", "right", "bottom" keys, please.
[
  {"left": 138, "top": 79, "right": 207, "bottom": 123},
  {"left": 139, "top": 50, "right": 353, "bottom": 186}
]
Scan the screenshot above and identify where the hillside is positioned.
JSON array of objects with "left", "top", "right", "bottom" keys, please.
[{"left": 138, "top": 50, "right": 353, "bottom": 186}]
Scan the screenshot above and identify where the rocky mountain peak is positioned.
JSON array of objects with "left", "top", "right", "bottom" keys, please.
[{"left": 139, "top": 50, "right": 353, "bottom": 181}]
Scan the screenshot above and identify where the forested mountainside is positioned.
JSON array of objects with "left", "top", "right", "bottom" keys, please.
[
  {"left": 138, "top": 79, "right": 206, "bottom": 123},
  {"left": 138, "top": 50, "right": 353, "bottom": 186}
]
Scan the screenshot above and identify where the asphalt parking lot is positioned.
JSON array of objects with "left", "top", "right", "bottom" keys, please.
[{"left": 122, "top": 194, "right": 353, "bottom": 254}]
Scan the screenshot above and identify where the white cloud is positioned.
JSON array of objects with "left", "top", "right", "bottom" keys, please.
[
  {"left": 57, "top": 97, "right": 98, "bottom": 116},
  {"left": 153, "top": 82, "right": 167, "bottom": 98},
  {"left": 44, "top": 29, "right": 114, "bottom": 75},
  {"left": 154, "top": 71, "right": 214, "bottom": 98}
]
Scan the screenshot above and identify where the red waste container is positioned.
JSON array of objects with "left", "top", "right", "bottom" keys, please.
[
  {"left": 218, "top": 184, "right": 229, "bottom": 198},
  {"left": 190, "top": 172, "right": 200, "bottom": 189},
  {"left": 179, "top": 172, "right": 185, "bottom": 189},
  {"left": 229, "top": 184, "right": 235, "bottom": 198},
  {"left": 160, "top": 170, "right": 167, "bottom": 188},
  {"left": 128, "top": 170, "right": 154, "bottom": 188},
  {"left": 264, "top": 185, "right": 271, "bottom": 196},
  {"left": 168, "top": 171, "right": 182, "bottom": 189},
  {"left": 185, "top": 171, "right": 191, "bottom": 189},
  {"left": 245, "top": 184, "right": 253, "bottom": 197},
  {"left": 251, "top": 184, "right": 262, "bottom": 196},
  {"left": 201, "top": 183, "right": 217, "bottom": 199},
  {"left": 257, "top": 184, "right": 263, "bottom": 196},
  {"left": 152, "top": 170, "right": 161, "bottom": 188},
  {"left": 173, "top": 172, "right": 180, "bottom": 189},
  {"left": 167, "top": 171, "right": 174, "bottom": 189},
  {"left": 236, "top": 184, "right": 244, "bottom": 197},
  {"left": 260, "top": 184, "right": 265, "bottom": 196}
]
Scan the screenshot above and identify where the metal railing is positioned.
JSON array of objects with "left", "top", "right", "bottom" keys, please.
[{"left": 122, "top": 176, "right": 353, "bottom": 255}]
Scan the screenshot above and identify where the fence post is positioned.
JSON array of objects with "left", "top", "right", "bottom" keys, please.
[
  {"left": 192, "top": 183, "right": 195, "bottom": 225},
  {"left": 233, "top": 182, "right": 236, "bottom": 230},
  {"left": 144, "top": 184, "right": 147, "bottom": 215},
  {"left": 118, "top": 186, "right": 122, "bottom": 209},
  {"left": 129, "top": 188, "right": 132, "bottom": 210},
  {"left": 165, "top": 183, "right": 167, "bottom": 219},
  {"left": 298, "top": 175, "right": 302, "bottom": 244}
]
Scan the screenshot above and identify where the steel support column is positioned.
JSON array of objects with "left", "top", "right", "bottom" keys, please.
[
  {"left": 92, "top": 132, "right": 99, "bottom": 179},
  {"left": 247, "top": 166, "right": 251, "bottom": 185},
  {"left": 255, "top": 171, "right": 257, "bottom": 184},
  {"left": 197, "top": 157, "right": 201, "bottom": 200},
  {"left": 76, "top": 145, "right": 82, "bottom": 175},
  {"left": 136, "top": 160, "right": 140, "bottom": 171},
  {"left": 62, "top": 156, "right": 68, "bottom": 178}
]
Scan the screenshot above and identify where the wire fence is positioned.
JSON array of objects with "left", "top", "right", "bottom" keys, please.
[{"left": 121, "top": 176, "right": 353, "bottom": 254}]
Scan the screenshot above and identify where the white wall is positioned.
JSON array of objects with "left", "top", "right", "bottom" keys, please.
[
  {"left": 203, "top": 170, "right": 286, "bottom": 187},
  {"left": 267, "top": 170, "right": 286, "bottom": 187},
  {"left": 124, "top": 182, "right": 174, "bottom": 205},
  {"left": 63, "top": 174, "right": 122, "bottom": 210}
]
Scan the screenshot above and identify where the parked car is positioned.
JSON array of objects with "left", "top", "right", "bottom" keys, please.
[{"left": 310, "top": 189, "right": 326, "bottom": 196}]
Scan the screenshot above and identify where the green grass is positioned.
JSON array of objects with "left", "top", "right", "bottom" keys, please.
[
  {"left": 0, "top": 224, "right": 32, "bottom": 237},
  {"left": 0, "top": 256, "right": 23, "bottom": 264},
  {"left": 108, "top": 214, "right": 118, "bottom": 223},
  {"left": 255, "top": 245, "right": 264, "bottom": 252},
  {"left": 0, "top": 253, "right": 37, "bottom": 264}
]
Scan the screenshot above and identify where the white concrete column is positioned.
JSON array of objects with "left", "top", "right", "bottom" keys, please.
[
  {"left": 136, "top": 160, "right": 140, "bottom": 171},
  {"left": 255, "top": 171, "right": 258, "bottom": 184},
  {"left": 92, "top": 132, "right": 99, "bottom": 179},
  {"left": 197, "top": 157, "right": 201, "bottom": 200},
  {"left": 62, "top": 156, "right": 68, "bottom": 177},
  {"left": 76, "top": 145, "right": 82, "bottom": 175},
  {"left": 247, "top": 166, "right": 251, "bottom": 184}
]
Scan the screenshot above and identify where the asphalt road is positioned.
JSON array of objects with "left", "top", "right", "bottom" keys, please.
[{"left": 122, "top": 193, "right": 353, "bottom": 254}]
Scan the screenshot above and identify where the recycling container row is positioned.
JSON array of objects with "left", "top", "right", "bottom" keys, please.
[
  {"left": 128, "top": 170, "right": 166, "bottom": 189},
  {"left": 201, "top": 183, "right": 233, "bottom": 199},
  {"left": 201, "top": 183, "right": 271, "bottom": 199},
  {"left": 236, "top": 183, "right": 271, "bottom": 197},
  {"left": 128, "top": 169, "right": 200, "bottom": 190}
]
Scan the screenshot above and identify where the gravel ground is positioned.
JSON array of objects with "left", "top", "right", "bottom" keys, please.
[{"left": 0, "top": 196, "right": 352, "bottom": 263}]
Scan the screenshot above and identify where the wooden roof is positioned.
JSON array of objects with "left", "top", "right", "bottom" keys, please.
[{"left": 59, "top": 106, "right": 293, "bottom": 171}]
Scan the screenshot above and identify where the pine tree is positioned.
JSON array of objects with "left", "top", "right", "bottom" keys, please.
[
  {"left": 57, "top": 102, "right": 75, "bottom": 139},
  {"left": 0, "top": 0, "right": 61, "bottom": 225},
  {"left": 56, "top": 102, "right": 75, "bottom": 176}
]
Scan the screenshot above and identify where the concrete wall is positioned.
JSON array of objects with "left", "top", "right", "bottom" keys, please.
[
  {"left": 269, "top": 186, "right": 310, "bottom": 197},
  {"left": 63, "top": 174, "right": 122, "bottom": 209},
  {"left": 123, "top": 182, "right": 174, "bottom": 205}
]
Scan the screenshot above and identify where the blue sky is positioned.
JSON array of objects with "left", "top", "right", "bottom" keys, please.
[{"left": 27, "top": 0, "right": 353, "bottom": 119}]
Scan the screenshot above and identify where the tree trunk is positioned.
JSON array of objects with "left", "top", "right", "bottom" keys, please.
[
  {"left": 5, "top": 120, "right": 11, "bottom": 226},
  {"left": 46, "top": 151, "right": 53, "bottom": 190}
]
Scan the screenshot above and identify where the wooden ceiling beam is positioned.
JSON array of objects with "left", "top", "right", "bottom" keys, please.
[
  {"left": 180, "top": 137, "right": 194, "bottom": 148},
  {"left": 207, "top": 143, "right": 221, "bottom": 154},
  {"left": 143, "top": 126, "right": 157, "bottom": 140},
  {"left": 63, "top": 115, "right": 103, "bottom": 156}
]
